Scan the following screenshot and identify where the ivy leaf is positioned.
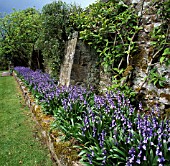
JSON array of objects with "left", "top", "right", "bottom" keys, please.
[
  {"left": 88, "top": 42, "right": 93, "bottom": 45},
  {"left": 160, "top": 56, "right": 165, "bottom": 64},
  {"left": 162, "top": 48, "right": 170, "bottom": 55}
]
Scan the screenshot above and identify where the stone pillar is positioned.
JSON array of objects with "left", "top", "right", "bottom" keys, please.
[{"left": 59, "top": 32, "right": 78, "bottom": 87}]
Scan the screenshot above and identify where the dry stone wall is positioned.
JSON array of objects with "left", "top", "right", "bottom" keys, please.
[
  {"left": 59, "top": 32, "right": 100, "bottom": 89},
  {"left": 129, "top": 0, "right": 170, "bottom": 112}
]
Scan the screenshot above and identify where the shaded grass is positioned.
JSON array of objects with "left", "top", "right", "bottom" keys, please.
[{"left": 0, "top": 75, "right": 54, "bottom": 166}]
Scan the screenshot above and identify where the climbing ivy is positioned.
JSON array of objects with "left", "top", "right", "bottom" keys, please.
[
  {"left": 77, "top": 1, "right": 140, "bottom": 75},
  {"left": 148, "top": 67, "right": 166, "bottom": 87}
]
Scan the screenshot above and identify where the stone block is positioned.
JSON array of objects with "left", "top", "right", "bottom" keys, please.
[{"left": 1, "top": 72, "right": 10, "bottom": 76}]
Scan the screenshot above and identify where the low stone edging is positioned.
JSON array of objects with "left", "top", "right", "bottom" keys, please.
[{"left": 13, "top": 72, "right": 82, "bottom": 166}]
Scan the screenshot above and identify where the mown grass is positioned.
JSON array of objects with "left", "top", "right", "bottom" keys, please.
[{"left": 0, "top": 73, "right": 53, "bottom": 166}]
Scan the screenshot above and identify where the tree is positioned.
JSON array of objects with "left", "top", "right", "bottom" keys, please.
[
  {"left": 35, "top": 0, "right": 82, "bottom": 77},
  {"left": 0, "top": 8, "right": 42, "bottom": 68}
]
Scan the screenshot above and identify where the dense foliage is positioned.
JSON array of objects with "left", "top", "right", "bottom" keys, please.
[
  {"left": 1, "top": 0, "right": 169, "bottom": 89},
  {"left": 0, "top": 8, "right": 41, "bottom": 67},
  {"left": 35, "top": 1, "right": 82, "bottom": 77},
  {"left": 1, "top": 0, "right": 170, "bottom": 165},
  {"left": 77, "top": 1, "right": 139, "bottom": 73},
  {"left": 15, "top": 66, "right": 170, "bottom": 166}
]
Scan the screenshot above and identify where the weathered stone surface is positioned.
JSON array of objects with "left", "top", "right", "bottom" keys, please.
[
  {"left": 59, "top": 32, "right": 77, "bottom": 87},
  {"left": 1, "top": 72, "right": 10, "bottom": 76},
  {"left": 130, "top": 0, "right": 170, "bottom": 111},
  {"left": 59, "top": 32, "right": 100, "bottom": 88},
  {"left": 99, "top": 69, "right": 112, "bottom": 91},
  {"left": 71, "top": 40, "right": 99, "bottom": 87}
]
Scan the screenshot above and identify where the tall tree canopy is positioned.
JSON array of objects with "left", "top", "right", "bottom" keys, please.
[
  {"left": 0, "top": 8, "right": 41, "bottom": 67},
  {"left": 35, "top": 0, "right": 82, "bottom": 77}
]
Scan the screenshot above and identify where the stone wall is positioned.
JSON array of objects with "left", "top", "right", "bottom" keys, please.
[
  {"left": 70, "top": 40, "right": 100, "bottom": 88},
  {"left": 129, "top": 0, "right": 170, "bottom": 112},
  {"left": 59, "top": 32, "right": 100, "bottom": 89}
]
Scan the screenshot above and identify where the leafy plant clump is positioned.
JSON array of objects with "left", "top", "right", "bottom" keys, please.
[
  {"left": 15, "top": 66, "right": 170, "bottom": 166},
  {"left": 148, "top": 67, "right": 167, "bottom": 87}
]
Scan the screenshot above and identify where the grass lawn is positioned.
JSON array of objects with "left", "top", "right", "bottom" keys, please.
[{"left": 0, "top": 73, "right": 53, "bottom": 166}]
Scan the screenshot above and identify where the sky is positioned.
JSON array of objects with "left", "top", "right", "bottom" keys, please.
[{"left": 0, "top": 0, "right": 97, "bottom": 13}]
